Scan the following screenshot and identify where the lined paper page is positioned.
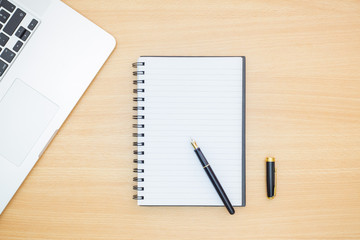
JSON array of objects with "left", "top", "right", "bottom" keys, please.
[{"left": 136, "top": 57, "right": 244, "bottom": 206}]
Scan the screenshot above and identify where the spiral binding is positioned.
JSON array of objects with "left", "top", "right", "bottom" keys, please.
[
  {"left": 133, "top": 195, "right": 144, "bottom": 200},
  {"left": 133, "top": 159, "right": 144, "bottom": 164},
  {"left": 133, "top": 133, "right": 144, "bottom": 137},
  {"left": 133, "top": 177, "right": 144, "bottom": 182},
  {"left": 133, "top": 115, "right": 145, "bottom": 120},
  {"left": 133, "top": 71, "right": 145, "bottom": 76},
  {"left": 133, "top": 62, "right": 145, "bottom": 201},
  {"left": 133, "top": 89, "right": 145, "bottom": 93},
  {"left": 132, "top": 62, "right": 145, "bottom": 67},
  {"left": 133, "top": 124, "right": 144, "bottom": 128},
  {"left": 133, "top": 142, "right": 145, "bottom": 146},
  {"left": 133, "top": 80, "right": 145, "bottom": 85},
  {"left": 133, "top": 97, "right": 144, "bottom": 102},
  {"left": 133, "top": 150, "right": 144, "bottom": 155}
]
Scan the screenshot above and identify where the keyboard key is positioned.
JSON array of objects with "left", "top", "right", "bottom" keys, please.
[
  {"left": 20, "top": 29, "right": 30, "bottom": 41},
  {"left": 28, "top": 19, "right": 38, "bottom": 31},
  {"left": 15, "top": 26, "right": 25, "bottom": 38},
  {"left": 13, "top": 40, "right": 22, "bottom": 52},
  {"left": 1, "top": 47, "right": 15, "bottom": 63},
  {"left": 0, "top": 23, "right": 3, "bottom": 30},
  {"left": 0, "top": 32, "right": 9, "bottom": 46},
  {"left": 0, "top": 59, "right": 8, "bottom": 76},
  {"left": 0, "top": 0, "right": 15, "bottom": 13},
  {"left": 0, "top": 9, "right": 10, "bottom": 23},
  {"left": 15, "top": 26, "right": 31, "bottom": 41},
  {"left": 3, "top": 8, "right": 26, "bottom": 36}
]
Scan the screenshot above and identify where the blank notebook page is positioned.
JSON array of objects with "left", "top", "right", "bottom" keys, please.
[{"left": 135, "top": 56, "right": 245, "bottom": 206}]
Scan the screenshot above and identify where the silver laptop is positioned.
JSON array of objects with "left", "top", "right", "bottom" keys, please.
[{"left": 0, "top": 0, "right": 115, "bottom": 214}]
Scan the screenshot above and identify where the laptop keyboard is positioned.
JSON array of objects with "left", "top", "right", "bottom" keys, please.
[{"left": 0, "top": 0, "right": 39, "bottom": 80}]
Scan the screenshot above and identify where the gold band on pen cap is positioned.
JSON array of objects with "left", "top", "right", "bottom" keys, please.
[{"left": 266, "top": 157, "right": 275, "bottom": 162}]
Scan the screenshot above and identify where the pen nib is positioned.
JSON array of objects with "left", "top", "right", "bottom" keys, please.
[{"left": 190, "top": 138, "right": 198, "bottom": 150}]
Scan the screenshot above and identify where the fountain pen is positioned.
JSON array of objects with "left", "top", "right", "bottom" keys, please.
[{"left": 191, "top": 138, "right": 235, "bottom": 215}]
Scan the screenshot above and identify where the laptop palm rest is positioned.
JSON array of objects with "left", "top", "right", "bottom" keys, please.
[{"left": 0, "top": 79, "right": 59, "bottom": 166}]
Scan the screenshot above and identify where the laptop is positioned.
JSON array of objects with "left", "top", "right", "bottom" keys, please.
[{"left": 0, "top": 0, "right": 115, "bottom": 214}]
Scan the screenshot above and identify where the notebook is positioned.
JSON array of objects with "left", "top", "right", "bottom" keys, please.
[{"left": 132, "top": 56, "right": 246, "bottom": 206}]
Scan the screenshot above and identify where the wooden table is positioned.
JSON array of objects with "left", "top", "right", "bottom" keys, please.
[{"left": 1, "top": 0, "right": 360, "bottom": 239}]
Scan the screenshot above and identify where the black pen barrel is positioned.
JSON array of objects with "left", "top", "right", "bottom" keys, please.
[
  {"left": 204, "top": 165, "right": 235, "bottom": 215},
  {"left": 195, "top": 148, "right": 235, "bottom": 215},
  {"left": 194, "top": 148, "right": 209, "bottom": 167}
]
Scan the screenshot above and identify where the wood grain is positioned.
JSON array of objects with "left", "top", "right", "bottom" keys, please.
[{"left": 1, "top": 0, "right": 360, "bottom": 239}]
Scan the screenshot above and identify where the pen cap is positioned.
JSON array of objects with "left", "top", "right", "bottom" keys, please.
[{"left": 266, "top": 157, "right": 276, "bottom": 199}]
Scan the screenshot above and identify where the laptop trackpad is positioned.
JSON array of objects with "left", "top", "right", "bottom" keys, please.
[{"left": 0, "top": 79, "right": 59, "bottom": 166}]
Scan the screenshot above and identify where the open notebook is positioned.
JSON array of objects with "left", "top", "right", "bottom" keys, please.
[{"left": 132, "top": 56, "right": 246, "bottom": 206}]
